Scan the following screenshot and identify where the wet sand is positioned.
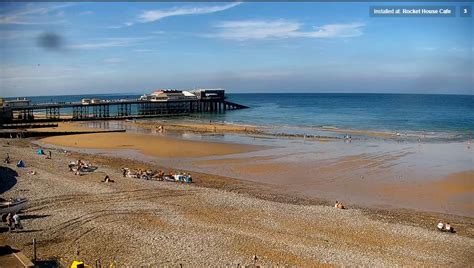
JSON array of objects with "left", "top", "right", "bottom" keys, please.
[
  {"left": 192, "top": 150, "right": 474, "bottom": 217},
  {"left": 129, "top": 120, "right": 262, "bottom": 135},
  {"left": 40, "top": 132, "right": 266, "bottom": 158},
  {"left": 26, "top": 122, "right": 98, "bottom": 133},
  {"left": 37, "top": 121, "right": 474, "bottom": 217}
]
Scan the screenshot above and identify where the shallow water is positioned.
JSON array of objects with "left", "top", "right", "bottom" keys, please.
[
  {"left": 74, "top": 119, "right": 474, "bottom": 216},
  {"left": 15, "top": 93, "right": 474, "bottom": 142}
]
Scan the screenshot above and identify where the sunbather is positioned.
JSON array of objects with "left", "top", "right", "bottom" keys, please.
[
  {"left": 445, "top": 222, "right": 454, "bottom": 233},
  {"left": 437, "top": 222, "right": 444, "bottom": 231},
  {"left": 102, "top": 175, "right": 114, "bottom": 183},
  {"left": 3, "top": 154, "right": 10, "bottom": 164},
  {"left": 334, "top": 201, "right": 345, "bottom": 209}
]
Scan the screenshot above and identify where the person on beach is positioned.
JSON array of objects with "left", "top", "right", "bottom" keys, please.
[
  {"left": 46, "top": 150, "right": 52, "bottom": 159},
  {"left": 6, "top": 213, "right": 13, "bottom": 231},
  {"left": 445, "top": 222, "right": 453, "bottom": 233},
  {"left": 102, "top": 175, "right": 114, "bottom": 183},
  {"left": 3, "top": 153, "right": 10, "bottom": 164},
  {"left": 334, "top": 201, "right": 345, "bottom": 209},
  {"left": 12, "top": 213, "right": 22, "bottom": 230},
  {"left": 437, "top": 222, "right": 444, "bottom": 231},
  {"left": 186, "top": 173, "right": 193, "bottom": 183}
]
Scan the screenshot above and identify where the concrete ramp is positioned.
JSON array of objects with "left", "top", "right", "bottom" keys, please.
[{"left": 0, "top": 245, "right": 34, "bottom": 268}]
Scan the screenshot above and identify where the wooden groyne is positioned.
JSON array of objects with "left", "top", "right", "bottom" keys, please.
[
  {"left": 1, "top": 123, "right": 59, "bottom": 129},
  {"left": 0, "top": 129, "right": 126, "bottom": 138}
]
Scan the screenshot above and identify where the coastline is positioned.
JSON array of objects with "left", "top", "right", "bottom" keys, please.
[
  {"left": 37, "top": 121, "right": 474, "bottom": 217},
  {"left": 1, "top": 138, "right": 473, "bottom": 266},
  {"left": 1, "top": 119, "right": 473, "bottom": 265}
]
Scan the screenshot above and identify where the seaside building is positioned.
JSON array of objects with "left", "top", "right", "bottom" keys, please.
[
  {"left": 3, "top": 98, "right": 31, "bottom": 107},
  {"left": 140, "top": 90, "right": 198, "bottom": 102},
  {"left": 190, "top": 89, "right": 225, "bottom": 100}
]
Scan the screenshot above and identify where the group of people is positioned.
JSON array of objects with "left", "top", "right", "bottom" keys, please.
[
  {"left": 68, "top": 160, "right": 96, "bottom": 175},
  {"left": 437, "top": 222, "right": 455, "bottom": 233},
  {"left": 5, "top": 213, "right": 22, "bottom": 232},
  {"left": 168, "top": 172, "right": 193, "bottom": 183},
  {"left": 121, "top": 167, "right": 193, "bottom": 183},
  {"left": 122, "top": 168, "right": 164, "bottom": 180}
]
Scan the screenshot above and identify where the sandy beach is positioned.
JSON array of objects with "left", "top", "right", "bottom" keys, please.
[
  {"left": 1, "top": 121, "right": 473, "bottom": 266},
  {"left": 34, "top": 121, "right": 474, "bottom": 217},
  {"left": 1, "top": 138, "right": 473, "bottom": 266}
]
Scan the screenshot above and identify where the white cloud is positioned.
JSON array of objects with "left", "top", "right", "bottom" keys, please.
[
  {"left": 138, "top": 2, "right": 241, "bottom": 23},
  {"left": 0, "top": 4, "right": 71, "bottom": 25},
  {"left": 0, "top": 64, "right": 81, "bottom": 81},
  {"left": 107, "top": 3, "right": 241, "bottom": 29},
  {"left": 69, "top": 37, "right": 151, "bottom": 49},
  {"left": 106, "top": 21, "right": 135, "bottom": 29},
  {"left": 211, "top": 20, "right": 365, "bottom": 41}
]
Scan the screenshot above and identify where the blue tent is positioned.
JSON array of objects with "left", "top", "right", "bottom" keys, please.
[
  {"left": 37, "top": 149, "right": 44, "bottom": 155},
  {"left": 17, "top": 160, "right": 26, "bottom": 168}
]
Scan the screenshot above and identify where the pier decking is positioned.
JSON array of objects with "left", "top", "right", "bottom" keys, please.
[{"left": 1, "top": 90, "right": 248, "bottom": 125}]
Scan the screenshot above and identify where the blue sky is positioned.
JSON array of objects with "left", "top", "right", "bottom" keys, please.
[{"left": 0, "top": 2, "right": 472, "bottom": 97}]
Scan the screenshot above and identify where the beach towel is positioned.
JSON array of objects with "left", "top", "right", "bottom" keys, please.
[{"left": 17, "top": 160, "right": 25, "bottom": 168}]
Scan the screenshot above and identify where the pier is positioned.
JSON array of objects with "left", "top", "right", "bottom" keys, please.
[{"left": 1, "top": 89, "right": 248, "bottom": 126}]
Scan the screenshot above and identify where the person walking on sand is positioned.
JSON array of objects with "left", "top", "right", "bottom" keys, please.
[
  {"left": 12, "top": 213, "right": 22, "bottom": 230},
  {"left": 6, "top": 213, "right": 13, "bottom": 231}
]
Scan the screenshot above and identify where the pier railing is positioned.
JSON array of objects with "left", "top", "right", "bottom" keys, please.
[{"left": 1, "top": 98, "right": 249, "bottom": 124}]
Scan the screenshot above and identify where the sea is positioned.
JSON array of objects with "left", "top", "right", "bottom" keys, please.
[{"left": 6, "top": 93, "right": 474, "bottom": 141}]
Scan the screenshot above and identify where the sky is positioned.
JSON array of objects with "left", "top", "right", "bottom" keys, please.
[{"left": 0, "top": 1, "right": 472, "bottom": 97}]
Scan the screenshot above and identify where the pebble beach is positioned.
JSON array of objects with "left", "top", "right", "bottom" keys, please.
[{"left": 1, "top": 137, "right": 473, "bottom": 266}]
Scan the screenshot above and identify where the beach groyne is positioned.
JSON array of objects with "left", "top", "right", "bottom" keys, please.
[{"left": 0, "top": 129, "right": 126, "bottom": 138}]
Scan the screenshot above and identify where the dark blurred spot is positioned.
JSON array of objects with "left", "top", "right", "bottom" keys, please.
[{"left": 37, "top": 32, "right": 63, "bottom": 51}]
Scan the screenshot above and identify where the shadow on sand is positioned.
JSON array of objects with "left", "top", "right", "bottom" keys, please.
[
  {"left": 22, "top": 214, "right": 50, "bottom": 220},
  {"left": 36, "top": 259, "right": 60, "bottom": 268},
  {"left": 0, "top": 245, "right": 20, "bottom": 256},
  {"left": 0, "top": 246, "right": 59, "bottom": 268},
  {"left": 0, "top": 166, "right": 18, "bottom": 194}
]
